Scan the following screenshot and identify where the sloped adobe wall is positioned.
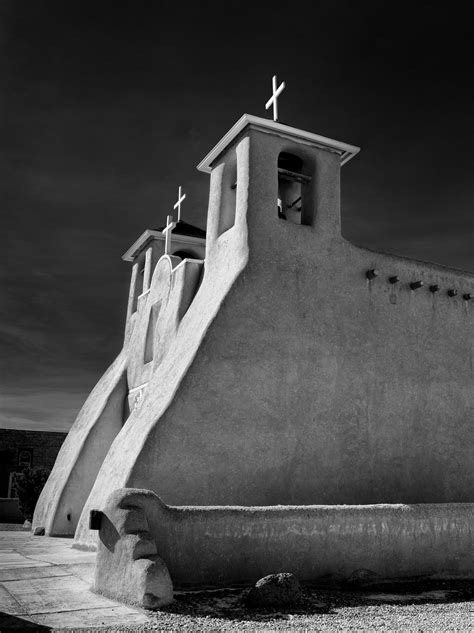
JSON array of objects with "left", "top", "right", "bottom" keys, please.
[
  {"left": 71, "top": 129, "right": 474, "bottom": 549},
  {"left": 125, "top": 130, "right": 473, "bottom": 509}
]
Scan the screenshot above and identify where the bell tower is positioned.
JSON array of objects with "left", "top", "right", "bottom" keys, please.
[{"left": 197, "top": 114, "right": 359, "bottom": 266}]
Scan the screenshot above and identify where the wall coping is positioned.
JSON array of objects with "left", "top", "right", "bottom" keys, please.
[
  {"left": 122, "top": 230, "right": 206, "bottom": 262},
  {"left": 196, "top": 113, "right": 361, "bottom": 173}
]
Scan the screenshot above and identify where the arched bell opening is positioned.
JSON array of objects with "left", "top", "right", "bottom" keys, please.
[
  {"left": 277, "top": 151, "right": 312, "bottom": 225},
  {"left": 172, "top": 249, "right": 201, "bottom": 261},
  {"left": 218, "top": 149, "right": 238, "bottom": 236}
]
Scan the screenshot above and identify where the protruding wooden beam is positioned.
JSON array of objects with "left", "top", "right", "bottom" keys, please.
[{"left": 89, "top": 509, "right": 103, "bottom": 531}]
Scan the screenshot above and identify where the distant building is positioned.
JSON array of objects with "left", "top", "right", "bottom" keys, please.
[{"left": 0, "top": 429, "right": 66, "bottom": 498}]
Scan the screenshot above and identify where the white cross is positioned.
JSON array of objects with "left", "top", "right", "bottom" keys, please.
[
  {"left": 173, "top": 186, "right": 186, "bottom": 222},
  {"left": 162, "top": 214, "right": 176, "bottom": 255},
  {"left": 265, "top": 75, "right": 286, "bottom": 122}
]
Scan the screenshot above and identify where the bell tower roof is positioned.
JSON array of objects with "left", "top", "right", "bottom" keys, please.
[
  {"left": 196, "top": 114, "right": 360, "bottom": 174},
  {"left": 122, "top": 221, "right": 206, "bottom": 262}
]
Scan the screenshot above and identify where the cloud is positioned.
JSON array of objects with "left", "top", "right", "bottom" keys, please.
[
  {"left": 1, "top": 0, "right": 473, "bottom": 436},
  {"left": 0, "top": 369, "right": 101, "bottom": 432}
]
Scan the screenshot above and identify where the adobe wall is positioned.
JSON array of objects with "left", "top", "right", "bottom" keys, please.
[
  {"left": 125, "top": 256, "right": 204, "bottom": 393},
  {"left": 96, "top": 489, "right": 474, "bottom": 591},
  {"left": 0, "top": 498, "right": 22, "bottom": 523},
  {"left": 127, "top": 128, "right": 473, "bottom": 508},
  {"left": 66, "top": 126, "right": 472, "bottom": 548}
]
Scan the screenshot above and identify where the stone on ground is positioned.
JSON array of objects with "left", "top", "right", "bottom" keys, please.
[
  {"left": 347, "top": 568, "right": 379, "bottom": 585},
  {"left": 245, "top": 572, "right": 302, "bottom": 608}
]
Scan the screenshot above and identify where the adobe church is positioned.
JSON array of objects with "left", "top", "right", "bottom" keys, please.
[{"left": 33, "top": 84, "right": 473, "bottom": 550}]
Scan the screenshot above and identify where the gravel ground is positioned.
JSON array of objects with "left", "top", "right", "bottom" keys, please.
[{"left": 57, "top": 579, "right": 473, "bottom": 632}]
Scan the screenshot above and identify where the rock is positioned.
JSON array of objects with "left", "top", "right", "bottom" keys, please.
[
  {"left": 23, "top": 520, "right": 32, "bottom": 529},
  {"left": 33, "top": 526, "right": 45, "bottom": 536},
  {"left": 347, "top": 569, "right": 379, "bottom": 585},
  {"left": 245, "top": 572, "right": 302, "bottom": 608}
]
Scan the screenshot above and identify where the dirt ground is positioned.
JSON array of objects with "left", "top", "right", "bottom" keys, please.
[{"left": 64, "top": 579, "right": 473, "bottom": 632}]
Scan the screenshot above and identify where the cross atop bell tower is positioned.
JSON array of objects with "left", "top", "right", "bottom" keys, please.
[
  {"left": 265, "top": 75, "right": 286, "bottom": 122},
  {"left": 173, "top": 185, "right": 186, "bottom": 222},
  {"left": 162, "top": 215, "right": 176, "bottom": 256}
]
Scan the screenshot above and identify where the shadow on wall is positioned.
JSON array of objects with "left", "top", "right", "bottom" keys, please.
[{"left": 0, "top": 498, "right": 22, "bottom": 523}]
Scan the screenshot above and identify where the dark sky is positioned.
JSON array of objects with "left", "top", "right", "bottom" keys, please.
[{"left": 1, "top": 1, "right": 473, "bottom": 431}]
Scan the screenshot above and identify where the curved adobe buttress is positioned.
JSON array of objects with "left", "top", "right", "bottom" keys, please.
[
  {"left": 32, "top": 351, "right": 128, "bottom": 535},
  {"left": 72, "top": 136, "right": 250, "bottom": 547}
]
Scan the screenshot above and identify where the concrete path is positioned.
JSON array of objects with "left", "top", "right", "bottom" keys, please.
[
  {"left": 0, "top": 529, "right": 151, "bottom": 630},
  {"left": 1, "top": 528, "right": 471, "bottom": 631}
]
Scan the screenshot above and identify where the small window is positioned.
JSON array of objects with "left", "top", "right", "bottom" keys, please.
[
  {"left": 138, "top": 266, "right": 145, "bottom": 290},
  {"left": 277, "top": 152, "right": 311, "bottom": 225},
  {"left": 8, "top": 472, "right": 19, "bottom": 498},
  {"left": 131, "top": 259, "right": 145, "bottom": 314},
  {"left": 144, "top": 301, "right": 161, "bottom": 363},
  {"left": 18, "top": 450, "right": 32, "bottom": 468}
]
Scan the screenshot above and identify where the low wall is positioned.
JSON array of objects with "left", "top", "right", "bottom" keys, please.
[
  {"left": 0, "top": 498, "right": 22, "bottom": 524},
  {"left": 95, "top": 488, "right": 473, "bottom": 601}
]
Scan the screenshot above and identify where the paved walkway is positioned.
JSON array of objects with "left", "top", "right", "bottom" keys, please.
[
  {"left": 1, "top": 529, "right": 472, "bottom": 631},
  {"left": 0, "top": 529, "right": 151, "bottom": 630}
]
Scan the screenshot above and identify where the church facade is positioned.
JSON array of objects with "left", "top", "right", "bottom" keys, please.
[{"left": 33, "top": 114, "right": 473, "bottom": 548}]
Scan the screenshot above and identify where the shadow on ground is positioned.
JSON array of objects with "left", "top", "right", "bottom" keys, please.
[
  {"left": 162, "top": 579, "right": 473, "bottom": 623},
  {"left": 0, "top": 611, "right": 50, "bottom": 631}
]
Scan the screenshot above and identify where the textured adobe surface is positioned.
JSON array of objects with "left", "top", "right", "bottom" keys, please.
[
  {"left": 94, "top": 488, "right": 474, "bottom": 587},
  {"left": 33, "top": 120, "right": 473, "bottom": 550}
]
